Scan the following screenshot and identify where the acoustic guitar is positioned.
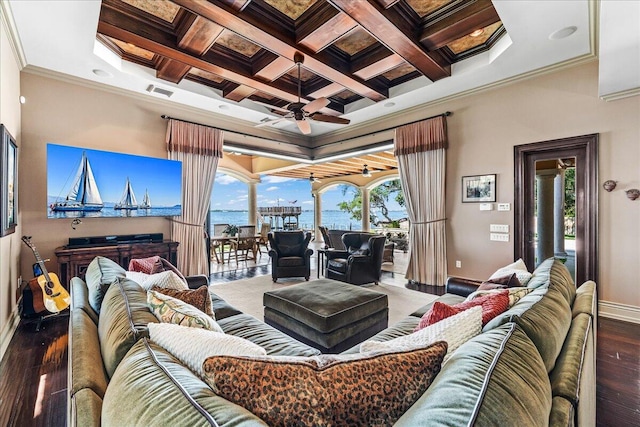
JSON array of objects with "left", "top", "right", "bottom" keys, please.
[{"left": 21, "top": 236, "right": 71, "bottom": 313}]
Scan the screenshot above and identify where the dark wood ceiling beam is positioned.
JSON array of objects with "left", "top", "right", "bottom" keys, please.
[
  {"left": 329, "top": 0, "right": 451, "bottom": 82},
  {"left": 376, "top": 0, "right": 401, "bottom": 8},
  {"left": 419, "top": 0, "right": 500, "bottom": 50},
  {"left": 157, "top": 13, "right": 224, "bottom": 83},
  {"left": 308, "top": 82, "right": 345, "bottom": 99},
  {"left": 224, "top": 84, "right": 257, "bottom": 102},
  {"left": 254, "top": 56, "right": 294, "bottom": 81},
  {"left": 171, "top": 0, "right": 387, "bottom": 101},
  {"left": 296, "top": 3, "right": 358, "bottom": 53},
  {"left": 97, "top": 20, "right": 301, "bottom": 104},
  {"left": 353, "top": 53, "right": 404, "bottom": 80}
]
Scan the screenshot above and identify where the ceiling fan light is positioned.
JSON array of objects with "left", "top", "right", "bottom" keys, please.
[{"left": 362, "top": 165, "right": 372, "bottom": 177}]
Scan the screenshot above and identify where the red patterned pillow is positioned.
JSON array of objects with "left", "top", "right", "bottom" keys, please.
[
  {"left": 416, "top": 290, "right": 509, "bottom": 330},
  {"left": 128, "top": 256, "right": 162, "bottom": 274}
]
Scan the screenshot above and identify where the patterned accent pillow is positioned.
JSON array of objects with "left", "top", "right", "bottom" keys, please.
[
  {"left": 128, "top": 256, "right": 162, "bottom": 274},
  {"left": 416, "top": 290, "right": 509, "bottom": 330},
  {"left": 465, "top": 287, "right": 534, "bottom": 308},
  {"left": 148, "top": 323, "right": 266, "bottom": 379},
  {"left": 361, "top": 306, "right": 481, "bottom": 363},
  {"left": 489, "top": 258, "right": 533, "bottom": 285},
  {"left": 147, "top": 290, "right": 223, "bottom": 332},
  {"left": 202, "top": 342, "right": 447, "bottom": 427},
  {"left": 150, "top": 285, "right": 213, "bottom": 317},
  {"left": 478, "top": 272, "right": 521, "bottom": 290},
  {"left": 138, "top": 270, "right": 188, "bottom": 291}
]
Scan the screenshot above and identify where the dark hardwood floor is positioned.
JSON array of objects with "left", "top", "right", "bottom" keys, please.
[{"left": 1, "top": 267, "right": 638, "bottom": 426}]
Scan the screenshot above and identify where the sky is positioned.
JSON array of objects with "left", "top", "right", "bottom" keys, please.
[
  {"left": 47, "top": 143, "right": 182, "bottom": 206},
  {"left": 210, "top": 173, "right": 404, "bottom": 211}
]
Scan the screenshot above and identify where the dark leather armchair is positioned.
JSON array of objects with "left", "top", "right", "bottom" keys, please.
[
  {"left": 268, "top": 231, "right": 313, "bottom": 282},
  {"left": 325, "top": 233, "right": 386, "bottom": 285}
]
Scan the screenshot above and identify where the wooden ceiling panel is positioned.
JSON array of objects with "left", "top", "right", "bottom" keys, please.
[
  {"left": 98, "top": 0, "right": 506, "bottom": 132},
  {"left": 121, "top": 0, "right": 180, "bottom": 23},
  {"left": 448, "top": 21, "right": 503, "bottom": 54}
]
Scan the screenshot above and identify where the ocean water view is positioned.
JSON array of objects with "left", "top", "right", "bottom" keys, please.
[{"left": 210, "top": 210, "right": 407, "bottom": 231}]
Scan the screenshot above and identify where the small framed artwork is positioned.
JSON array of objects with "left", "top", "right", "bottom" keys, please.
[
  {"left": 462, "top": 174, "right": 496, "bottom": 203},
  {"left": 1, "top": 124, "right": 18, "bottom": 237}
]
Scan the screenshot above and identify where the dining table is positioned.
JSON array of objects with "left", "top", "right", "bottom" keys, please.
[{"left": 210, "top": 234, "right": 260, "bottom": 264}]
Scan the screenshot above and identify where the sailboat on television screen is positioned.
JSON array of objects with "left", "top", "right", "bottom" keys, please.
[
  {"left": 140, "top": 189, "right": 151, "bottom": 209},
  {"left": 114, "top": 177, "right": 139, "bottom": 210},
  {"left": 50, "top": 151, "right": 104, "bottom": 212}
]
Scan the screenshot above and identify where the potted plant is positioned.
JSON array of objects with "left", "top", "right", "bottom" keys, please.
[{"left": 223, "top": 224, "right": 238, "bottom": 237}]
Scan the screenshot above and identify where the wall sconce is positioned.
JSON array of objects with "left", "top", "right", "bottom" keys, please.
[
  {"left": 71, "top": 218, "right": 82, "bottom": 229},
  {"left": 602, "top": 180, "right": 617, "bottom": 192},
  {"left": 625, "top": 189, "right": 640, "bottom": 201}
]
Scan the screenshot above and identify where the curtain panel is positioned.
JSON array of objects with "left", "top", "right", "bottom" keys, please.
[
  {"left": 166, "top": 119, "right": 223, "bottom": 276},
  {"left": 394, "top": 116, "right": 448, "bottom": 286}
]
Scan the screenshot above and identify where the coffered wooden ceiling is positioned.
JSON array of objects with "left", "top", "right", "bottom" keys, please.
[{"left": 97, "top": 0, "right": 505, "bottom": 120}]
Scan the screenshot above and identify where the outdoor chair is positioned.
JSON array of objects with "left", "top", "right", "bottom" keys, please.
[
  {"left": 324, "top": 233, "right": 386, "bottom": 285},
  {"left": 268, "top": 230, "right": 313, "bottom": 282},
  {"left": 228, "top": 225, "right": 257, "bottom": 264},
  {"left": 256, "top": 223, "right": 271, "bottom": 257},
  {"left": 210, "top": 223, "right": 229, "bottom": 263}
]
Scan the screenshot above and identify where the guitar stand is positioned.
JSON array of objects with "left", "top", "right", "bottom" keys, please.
[{"left": 22, "top": 310, "right": 69, "bottom": 332}]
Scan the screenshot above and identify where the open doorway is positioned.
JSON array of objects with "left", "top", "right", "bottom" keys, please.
[{"left": 514, "top": 134, "right": 598, "bottom": 286}]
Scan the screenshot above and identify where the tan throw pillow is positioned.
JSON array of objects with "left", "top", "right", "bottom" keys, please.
[
  {"left": 150, "top": 285, "right": 213, "bottom": 317},
  {"left": 489, "top": 258, "right": 533, "bottom": 285},
  {"left": 147, "top": 290, "right": 222, "bottom": 332},
  {"left": 148, "top": 323, "right": 266, "bottom": 379},
  {"left": 139, "top": 270, "right": 188, "bottom": 291},
  {"left": 203, "top": 342, "right": 447, "bottom": 427}
]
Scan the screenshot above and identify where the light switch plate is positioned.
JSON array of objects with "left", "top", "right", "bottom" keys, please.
[
  {"left": 497, "top": 203, "right": 511, "bottom": 211},
  {"left": 479, "top": 203, "right": 493, "bottom": 211},
  {"left": 490, "top": 224, "right": 510, "bottom": 233},
  {"left": 490, "top": 233, "right": 510, "bottom": 242}
]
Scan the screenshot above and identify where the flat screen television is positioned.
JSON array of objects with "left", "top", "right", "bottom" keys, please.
[{"left": 47, "top": 143, "right": 182, "bottom": 219}]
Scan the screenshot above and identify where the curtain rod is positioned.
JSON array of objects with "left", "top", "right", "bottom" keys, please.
[
  {"left": 313, "top": 111, "right": 452, "bottom": 149},
  {"left": 161, "top": 110, "right": 452, "bottom": 151}
]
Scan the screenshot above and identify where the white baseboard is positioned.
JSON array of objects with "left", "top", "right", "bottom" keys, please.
[
  {"left": 598, "top": 301, "right": 640, "bottom": 324},
  {"left": 0, "top": 307, "right": 21, "bottom": 361}
]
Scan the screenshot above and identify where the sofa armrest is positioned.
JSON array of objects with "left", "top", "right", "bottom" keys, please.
[
  {"left": 445, "top": 276, "right": 482, "bottom": 297},
  {"left": 186, "top": 275, "right": 209, "bottom": 289}
]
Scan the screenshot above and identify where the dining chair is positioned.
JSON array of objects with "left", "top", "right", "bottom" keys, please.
[
  {"left": 210, "top": 223, "right": 229, "bottom": 263},
  {"left": 257, "top": 223, "right": 271, "bottom": 257},
  {"left": 228, "top": 225, "right": 257, "bottom": 264}
]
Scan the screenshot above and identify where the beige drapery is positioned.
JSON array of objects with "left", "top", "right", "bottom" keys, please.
[
  {"left": 166, "top": 119, "right": 223, "bottom": 276},
  {"left": 394, "top": 115, "right": 448, "bottom": 286}
]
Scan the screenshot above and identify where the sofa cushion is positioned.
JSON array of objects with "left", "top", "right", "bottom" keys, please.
[
  {"left": 549, "top": 313, "right": 592, "bottom": 405},
  {"left": 209, "top": 291, "right": 243, "bottom": 320},
  {"left": 217, "top": 313, "right": 321, "bottom": 357},
  {"left": 394, "top": 323, "right": 552, "bottom": 427},
  {"left": 69, "top": 308, "right": 108, "bottom": 399},
  {"left": 85, "top": 256, "right": 126, "bottom": 313},
  {"left": 489, "top": 258, "right": 533, "bottom": 285},
  {"left": 71, "top": 277, "right": 99, "bottom": 325},
  {"left": 484, "top": 287, "right": 572, "bottom": 373},
  {"left": 360, "top": 306, "right": 482, "bottom": 363},
  {"left": 69, "top": 388, "right": 103, "bottom": 427},
  {"left": 147, "top": 290, "right": 223, "bottom": 332},
  {"left": 529, "top": 257, "right": 576, "bottom": 305},
  {"left": 148, "top": 323, "right": 266, "bottom": 379},
  {"left": 342, "top": 316, "right": 421, "bottom": 354},
  {"left": 550, "top": 396, "right": 574, "bottom": 427},
  {"left": 478, "top": 272, "right": 521, "bottom": 290},
  {"left": 203, "top": 342, "right": 447, "bottom": 427},
  {"left": 277, "top": 256, "right": 305, "bottom": 267},
  {"left": 102, "top": 339, "right": 267, "bottom": 426},
  {"left": 97, "top": 277, "right": 158, "bottom": 378},
  {"left": 416, "top": 290, "right": 509, "bottom": 330},
  {"left": 150, "top": 285, "right": 213, "bottom": 317},
  {"left": 572, "top": 281, "right": 597, "bottom": 318}
]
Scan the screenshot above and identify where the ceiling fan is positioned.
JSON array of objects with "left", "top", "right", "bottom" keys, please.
[
  {"left": 309, "top": 172, "right": 321, "bottom": 183},
  {"left": 256, "top": 52, "right": 350, "bottom": 135}
]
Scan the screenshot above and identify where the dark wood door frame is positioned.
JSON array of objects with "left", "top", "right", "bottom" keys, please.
[{"left": 514, "top": 134, "right": 598, "bottom": 285}]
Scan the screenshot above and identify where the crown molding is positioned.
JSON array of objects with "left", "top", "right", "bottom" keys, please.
[
  {"left": 0, "top": 1, "right": 27, "bottom": 69},
  {"left": 600, "top": 87, "right": 640, "bottom": 102}
]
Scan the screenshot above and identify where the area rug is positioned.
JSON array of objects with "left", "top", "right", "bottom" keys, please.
[{"left": 210, "top": 276, "right": 438, "bottom": 327}]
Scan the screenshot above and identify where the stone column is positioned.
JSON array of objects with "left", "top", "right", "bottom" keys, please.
[
  {"left": 248, "top": 181, "right": 257, "bottom": 226},
  {"left": 554, "top": 169, "right": 567, "bottom": 257},
  {"left": 536, "top": 170, "right": 556, "bottom": 266},
  {"left": 361, "top": 186, "right": 370, "bottom": 231},
  {"left": 313, "top": 190, "right": 322, "bottom": 242}
]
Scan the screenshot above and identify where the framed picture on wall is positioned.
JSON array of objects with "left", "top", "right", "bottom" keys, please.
[
  {"left": 1, "top": 124, "right": 18, "bottom": 237},
  {"left": 462, "top": 174, "right": 496, "bottom": 203}
]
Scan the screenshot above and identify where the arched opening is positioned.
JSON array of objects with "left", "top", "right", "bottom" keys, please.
[{"left": 317, "top": 182, "right": 362, "bottom": 231}]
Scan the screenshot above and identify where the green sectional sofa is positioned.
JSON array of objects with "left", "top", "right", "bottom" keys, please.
[{"left": 68, "top": 256, "right": 596, "bottom": 426}]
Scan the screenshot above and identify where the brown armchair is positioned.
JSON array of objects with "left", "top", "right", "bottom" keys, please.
[
  {"left": 325, "top": 233, "right": 386, "bottom": 285},
  {"left": 268, "top": 231, "right": 313, "bottom": 282}
]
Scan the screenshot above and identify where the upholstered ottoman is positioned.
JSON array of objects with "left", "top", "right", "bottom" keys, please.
[{"left": 263, "top": 279, "right": 388, "bottom": 353}]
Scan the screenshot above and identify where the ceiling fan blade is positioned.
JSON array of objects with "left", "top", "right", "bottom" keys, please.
[
  {"left": 296, "top": 119, "right": 311, "bottom": 135},
  {"left": 252, "top": 99, "right": 291, "bottom": 114},
  {"left": 303, "top": 97, "right": 330, "bottom": 114},
  {"left": 309, "top": 113, "right": 350, "bottom": 125}
]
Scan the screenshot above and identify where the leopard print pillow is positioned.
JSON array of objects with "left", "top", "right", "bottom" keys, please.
[
  {"left": 202, "top": 341, "right": 447, "bottom": 426},
  {"left": 150, "top": 285, "right": 213, "bottom": 317}
]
